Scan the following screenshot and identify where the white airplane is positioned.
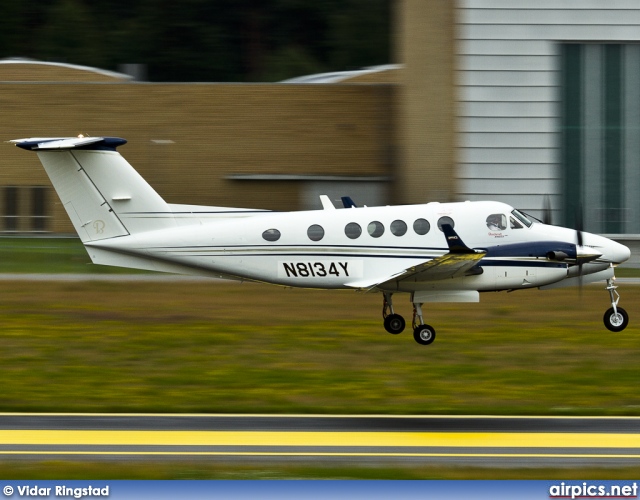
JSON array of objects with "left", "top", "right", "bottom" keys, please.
[{"left": 10, "top": 136, "right": 632, "bottom": 345}]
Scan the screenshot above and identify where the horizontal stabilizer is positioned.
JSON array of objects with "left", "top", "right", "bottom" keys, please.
[{"left": 11, "top": 136, "right": 127, "bottom": 151}]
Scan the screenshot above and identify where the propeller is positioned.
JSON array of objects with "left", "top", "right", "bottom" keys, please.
[
  {"left": 574, "top": 201, "right": 585, "bottom": 294},
  {"left": 542, "top": 195, "right": 553, "bottom": 225},
  {"left": 575, "top": 200, "right": 584, "bottom": 248}
]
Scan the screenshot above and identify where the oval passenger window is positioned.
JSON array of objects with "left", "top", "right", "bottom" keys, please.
[
  {"left": 345, "top": 222, "right": 362, "bottom": 239},
  {"left": 390, "top": 220, "right": 407, "bottom": 236},
  {"left": 262, "top": 228, "right": 281, "bottom": 242},
  {"left": 413, "top": 218, "right": 430, "bottom": 235},
  {"left": 437, "top": 216, "right": 455, "bottom": 231},
  {"left": 367, "top": 221, "right": 384, "bottom": 238},
  {"left": 307, "top": 224, "right": 324, "bottom": 241}
]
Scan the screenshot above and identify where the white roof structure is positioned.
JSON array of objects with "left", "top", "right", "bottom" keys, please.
[
  {"left": 281, "top": 64, "right": 401, "bottom": 84},
  {"left": 0, "top": 57, "right": 133, "bottom": 81}
]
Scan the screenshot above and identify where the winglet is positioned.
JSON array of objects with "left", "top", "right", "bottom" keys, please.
[{"left": 441, "top": 224, "right": 476, "bottom": 254}]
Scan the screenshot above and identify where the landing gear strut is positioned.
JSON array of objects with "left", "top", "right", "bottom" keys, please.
[
  {"left": 603, "top": 277, "right": 629, "bottom": 332},
  {"left": 412, "top": 302, "right": 436, "bottom": 345},
  {"left": 382, "top": 292, "right": 405, "bottom": 334},
  {"left": 381, "top": 293, "right": 436, "bottom": 345}
]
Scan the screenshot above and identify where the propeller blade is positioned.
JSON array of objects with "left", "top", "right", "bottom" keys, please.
[
  {"left": 578, "top": 262, "right": 584, "bottom": 298},
  {"left": 574, "top": 200, "right": 584, "bottom": 248},
  {"left": 574, "top": 200, "right": 584, "bottom": 293},
  {"left": 543, "top": 195, "right": 552, "bottom": 225}
]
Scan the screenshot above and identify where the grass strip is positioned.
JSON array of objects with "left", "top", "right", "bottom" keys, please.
[
  {"left": 1, "top": 461, "right": 640, "bottom": 479},
  {"left": 0, "top": 280, "right": 638, "bottom": 415}
]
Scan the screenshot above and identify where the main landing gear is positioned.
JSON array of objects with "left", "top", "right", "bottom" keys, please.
[
  {"left": 603, "top": 277, "right": 629, "bottom": 332},
  {"left": 382, "top": 292, "right": 405, "bottom": 334},
  {"left": 382, "top": 292, "right": 436, "bottom": 345}
]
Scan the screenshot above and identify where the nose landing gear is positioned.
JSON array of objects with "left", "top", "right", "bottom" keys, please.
[{"left": 603, "top": 277, "right": 629, "bottom": 332}]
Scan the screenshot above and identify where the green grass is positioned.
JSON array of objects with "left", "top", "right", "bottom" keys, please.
[
  {"left": 0, "top": 237, "right": 148, "bottom": 274},
  {"left": 2, "top": 462, "right": 640, "bottom": 480},
  {"left": 0, "top": 280, "right": 638, "bottom": 415}
]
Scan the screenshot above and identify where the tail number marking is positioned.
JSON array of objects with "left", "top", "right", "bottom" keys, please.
[{"left": 279, "top": 261, "right": 363, "bottom": 279}]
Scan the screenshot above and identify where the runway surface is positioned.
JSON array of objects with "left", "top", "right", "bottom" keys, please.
[{"left": 1, "top": 414, "right": 640, "bottom": 466}]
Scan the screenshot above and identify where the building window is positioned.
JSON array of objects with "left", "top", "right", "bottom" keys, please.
[
  {"left": 4, "top": 186, "right": 18, "bottom": 231},
  {"left": 1, "top": 186, "right": 51, "bottom": 233},
  {"left": 32, "top": 187, "right": 47, "bottom": 232}
]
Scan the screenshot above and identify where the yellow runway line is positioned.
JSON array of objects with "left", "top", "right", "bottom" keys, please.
[{"left": 0, "top": 431, "right": 638, "bottom": 448}]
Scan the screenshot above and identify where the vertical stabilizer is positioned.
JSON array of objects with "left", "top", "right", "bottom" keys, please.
[{"left": 12, "top": 137, "right": 176, "bottom": 242}]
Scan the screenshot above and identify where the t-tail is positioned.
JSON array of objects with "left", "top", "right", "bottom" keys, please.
[{"left": 11, "top": 136, "right": 176, "bottom": 242}]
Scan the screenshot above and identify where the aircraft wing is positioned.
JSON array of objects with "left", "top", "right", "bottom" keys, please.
[{"left": 345, "top": 224, "right": 486, "bottom": 290}]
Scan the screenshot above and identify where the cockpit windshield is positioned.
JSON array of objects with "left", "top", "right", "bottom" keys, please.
[{"left": 511, "top": 209, "right": 533, "bottom": 228}]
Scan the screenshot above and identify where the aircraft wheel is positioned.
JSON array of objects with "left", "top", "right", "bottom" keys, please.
[
  {"left": 384, "top": 314, "right": 405, "bottom": 334},
  {"left": 603, "top": 307, "right": 629, "bottom": 332},
  {"left": 413, "top": 324, "right": 436, "bottom": 345}
]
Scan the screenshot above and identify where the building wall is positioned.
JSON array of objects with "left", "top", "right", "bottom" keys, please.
[
  {"left": 396, "top": 0, "right": 456, "bottom": 204},
  {"left": 455, "top": 0, "right": 640, "bottom": 229},
  {"left": 0, "top": 83, "right": 393, "bottom": 233}
]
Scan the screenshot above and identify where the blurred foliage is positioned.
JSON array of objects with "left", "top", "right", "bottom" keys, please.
[{"left": 0, "top": 0, "right": 391, "bottom": 82}]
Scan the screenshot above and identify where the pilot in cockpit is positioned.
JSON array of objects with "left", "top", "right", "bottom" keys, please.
[{"left": 486, "top": 213, "right": 507, "bottom": 231}]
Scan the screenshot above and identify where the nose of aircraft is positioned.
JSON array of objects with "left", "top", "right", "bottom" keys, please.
[{"left": 599, "top": 235, "right": 631, "bottom": 265}]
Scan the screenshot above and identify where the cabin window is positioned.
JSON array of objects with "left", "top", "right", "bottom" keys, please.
[
  {"left": 307, "top": 224, "right": 324, "bottom": 241},
  {"left": 486, "top": 214, "right": 507, "bottom": 231},
  {"left": 345, "top": 222, "right": 362, "bottom": 239},
  {"left": 510, "top": 216, "right": 523, "bottom": 229},
  {"left": 262, "top": 228, "right": 281, "bottom": 242},
  {"left": 390, "top": 219, "right": 407, "bottom": 236},
  {"left": 413, "top": 218, "right": 430, "bottom": 235},
  {"left": 437, "top": 216, "right": 455, "bottom": 231},
  {"left": 367, "top": 221, "right": 384, "bottom": 238}
]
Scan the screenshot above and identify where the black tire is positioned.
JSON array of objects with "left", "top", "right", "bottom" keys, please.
[
  {"left": 413, "top": 324, "right": 436, "bottom": 345},
  {"left": 384, "top": 314, "right": 405, "bottom": 334},
  {"left": 603, "top": 307, "right": 629, "bottom": 332}
]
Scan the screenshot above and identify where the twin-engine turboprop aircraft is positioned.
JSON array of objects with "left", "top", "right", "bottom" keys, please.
[{"left": 10, "top": 136, "right": 632, "bottom": 345}]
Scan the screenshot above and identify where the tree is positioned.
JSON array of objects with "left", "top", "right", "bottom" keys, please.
[{"left": 0, "top": 0, "right": 391, "bottom": 82}]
